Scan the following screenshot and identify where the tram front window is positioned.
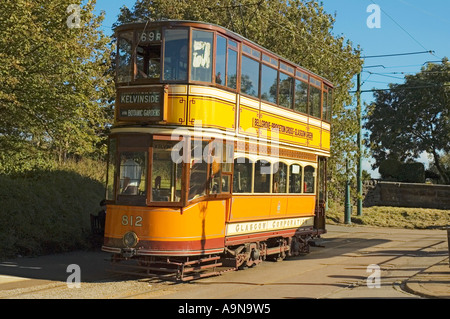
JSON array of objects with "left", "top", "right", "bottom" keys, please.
[
  {"left": 117, "top": 31, "right": 133, "bottom": 83},
  {"left": 151, "top": 141, "right": 182, "bottom": 202},
  {"left": 119, "top": 151, "right": 147, "bottom": 195},
  {"left": 163, "top": 29, "right": 188, "bottom": 81},
  {"left": 136, "top": 44, "right": 161, "bottom": 79}
]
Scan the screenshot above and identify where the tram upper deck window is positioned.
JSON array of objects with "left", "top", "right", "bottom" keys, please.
[
  {"left": 227, "top": 48, "right": 237, "bottom": 89},
  {"left": 117, "top": 31, "right": 133, "bottom": 83},
  {"left": 191, "top": 30, "right": 213, "bottom": 82},
  {"left": 261, "top": 64, "right": 277, "bottom": 104},
  {"left": 323, "top": 87, "right": 332, "bottom": 122},
  {"left": 309, "top": 79, "right": 322, "bottom": 118},
  {"left": 294, "top": 79, "right": 308, "bottom": 114},
  {"left": 279, "top": 72, "right": 294, "bottom": 109},
  {"left": 215, "top": 35, "right": 237, "bottom": 89},
  {"left": 215, "top": 35, "right": 226, "bottom": 85},
  {"left": 241, "top": 56, "right": 260, "bottom": 98},
  {"left": 136, "top": 29, "right": 161, "bottom": 80},
  {"left": 163, "top": 29, "right": 188, "bottom": 81},
  {"left": 151, "top": 140, "right": 182, "bottom": 202}
]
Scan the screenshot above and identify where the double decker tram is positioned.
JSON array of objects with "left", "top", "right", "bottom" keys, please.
[{"left": 103, "top": 21, "right": 333, "bottom": 280}]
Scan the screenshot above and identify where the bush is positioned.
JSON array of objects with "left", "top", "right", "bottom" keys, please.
[
  {"left": 398, "top": 162, "right": 425, "bottom": 183},
  {"left": 0, "top": 161, "right": 106, "bottom": 258},
  {"left": 379, "top": 159, "right": 401, "bottom": 180}
]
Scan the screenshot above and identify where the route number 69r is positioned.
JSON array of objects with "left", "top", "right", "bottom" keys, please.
[{"left": 121, "top": 215, "right": 143, "bottom": 227}]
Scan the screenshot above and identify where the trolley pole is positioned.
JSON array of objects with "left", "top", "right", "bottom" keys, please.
[
  {"left": 344, "top": 159, "right": 352, "bottom": 224},
  {"left": 356, "top": 73, "right": 363, "bottom": 216}
]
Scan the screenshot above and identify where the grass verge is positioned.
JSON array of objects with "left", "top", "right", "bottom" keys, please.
[{"left": 327, "top": 205, "right": 450, "bottom": 229}]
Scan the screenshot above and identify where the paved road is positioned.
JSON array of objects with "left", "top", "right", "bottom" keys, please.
[
  {"left": 147, "top": 225, "right": 448, "bottom": 299},
  {"left": 0, "top": 225, "right": 448, "bottom": 300}
]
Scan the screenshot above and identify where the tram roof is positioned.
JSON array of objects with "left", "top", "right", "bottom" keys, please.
[{"left": 114, "top": 20, "right": 334, "bottom": 87}]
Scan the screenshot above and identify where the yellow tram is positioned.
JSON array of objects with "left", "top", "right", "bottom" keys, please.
[{"left": 102, "top": 20, "right": 333, "bottom": 280}]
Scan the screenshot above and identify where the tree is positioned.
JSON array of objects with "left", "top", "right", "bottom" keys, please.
[
  {"left": 364, "top": 59, "right": 450, "bottom": 184},
  {"left": 114, "top": 0, "right": 363, "bottom": 203},
  {"left": 0, "top": 0, "right": 114, "bottom": 173}
]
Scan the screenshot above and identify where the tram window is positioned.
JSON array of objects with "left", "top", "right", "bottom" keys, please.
[
  {"left": 261, "top": 64, "right": 278, "bottom": 104},
  {"left": 254, "top": 160, "right": 271, "bottom": 193},
  {"left": 215, "top": 35, "right": 226, "bottom": 85},
  {"left": 189, "top": 140, "right": 208, "bottom": 200},
  {"left": 151, "top": 141, "right": 182, "bottom": 202},
  {"left": 191, "top": 30, "right": 213, "bottom": 82},
  {"left": 323, "top": 88, "right": 332, "bottom": 122},
  {"left": 304, "top": 165, "right": 315, "bottom": 193},
  {"left": 289, "top": 164, "right": 302, "bottom": 193},
  {"left": 163, "top": 29, "right": 188, "bottom": 81},
  {"left": 272, "top": 162, "right": 287, "bottom": 193},
  {"left": 136, "top": 44, "right": 161, "bottom": 80},
  {"left": 106, "top": 138, "right": 117, "bottom": 200},
  {"left": 240, "top": 55, "right": 260, "bottom": 98},
  {"left": 208, "top": 140, "right": 223, "bottom": 194},
  {"left": 117, "top": 32, "right": 133, "bottom": 83},
  {"left": 294, "top": 79, "right": 308, "bottom": 114},
  {"left": 119, "top": 151, "right": 147, "bottom": 196},
  {"left": 221, "top": 140, "right": 234, "bottom": 173},
  {"left": 279, "top": 72, "right": 294, "bottom": 109},
  {"left": 233, "top": 157, "right": 253, "bottom": 193},
  {"left": 227, "top": 49, "right": 237, "bottom": 89},
  {"left": 309, "top": 85, "right": 322, "bottom": 118}
]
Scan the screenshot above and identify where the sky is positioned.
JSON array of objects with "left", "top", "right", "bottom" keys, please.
[{"left": 93, "top": 0, "right": 450, "bottom": 177}]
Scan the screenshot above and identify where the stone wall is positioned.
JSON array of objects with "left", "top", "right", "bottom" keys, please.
[{"left": 363, "top": 181, "right": 450, "bottom": 210}]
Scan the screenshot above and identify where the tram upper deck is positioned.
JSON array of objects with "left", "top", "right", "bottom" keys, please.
[{"left": 114, "top": 20, "right": 332, "bottom": 156}]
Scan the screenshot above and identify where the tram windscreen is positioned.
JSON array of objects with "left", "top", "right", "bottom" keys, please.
[
  {"left": 119, "top": 151, "right": 147, "bottom": 196},
  {"left": 151, "top": 141, "right": 182, "bottom": 202}
]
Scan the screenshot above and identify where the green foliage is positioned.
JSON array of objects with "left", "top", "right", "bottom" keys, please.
[
  {"left": 115, "top": 0, "right": 363, "bottom": 204},
  {"left": 398, "top": 162, "right": 425, "bottom": 183},
  {"left": 379, "top": 159, "right": 425, "bottom": 183},
  {"left": 379, "top": 159, "right": 401, "bottom": 180},
  {"left": 364, "top": 59, "right": 450, "bottom": 184},
  {"left": 0, "top": 160, "right": 105, "bottom": 258},
  {"left": 0, "top": 0, "right": 114, "bottom": 170}
]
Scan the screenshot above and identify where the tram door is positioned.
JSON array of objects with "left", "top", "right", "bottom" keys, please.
[{"left": 314, "top": 157, "right": 327, "bottom": 230}]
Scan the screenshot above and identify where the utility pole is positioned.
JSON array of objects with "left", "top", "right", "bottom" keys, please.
[
  {"left": 356, "top": 73, "right": 363, "bottom": 216},
  {"left": 344, "top": 159, "right": 352, "bottom": 224},
  {"left": 354, "top": 51, "right": 434, "bottom": 217}
]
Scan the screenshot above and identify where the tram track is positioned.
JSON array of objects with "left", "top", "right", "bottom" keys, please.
[{"left": 1, "top": 226, "right": 446, "bottom": 299}]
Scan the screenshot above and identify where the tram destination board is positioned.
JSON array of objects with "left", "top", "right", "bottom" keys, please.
[{"left": 116, "top": 86, "right": 167, "bottom": 122}]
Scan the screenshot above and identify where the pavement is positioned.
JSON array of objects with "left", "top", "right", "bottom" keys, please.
[{"left": 403, "top": 257, "right": 450, "bottom": 299}]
